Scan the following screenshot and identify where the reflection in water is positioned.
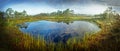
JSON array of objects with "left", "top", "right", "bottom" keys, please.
[{"left": 19, "top": 20, "right": 100, "bottom": 43}]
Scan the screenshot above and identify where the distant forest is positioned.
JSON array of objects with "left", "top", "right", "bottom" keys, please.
[{"left": 0, "top": 7, "right": 119, "bottom": 19}]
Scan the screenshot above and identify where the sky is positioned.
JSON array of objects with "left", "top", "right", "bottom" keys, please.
[{"left": 0, "top": 0, "right": 120, "bottom": 15}]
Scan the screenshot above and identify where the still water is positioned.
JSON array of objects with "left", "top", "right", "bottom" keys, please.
[{"left": 19, "top": 20, "right": 100, "bottom": 43}]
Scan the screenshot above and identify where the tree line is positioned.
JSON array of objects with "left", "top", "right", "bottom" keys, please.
[
  {"left": 0, "top": 8, "right": 75, "bottom": 18},
  {"left": 34, "top": 9, "right": 74, "bottom": 17},
  {"left": 0, "top": 7, "right": 119, "bottom": 19},
  {"left": 94, "top": 7, "right": 119, "bottom": 20},
  {"left": 5, "top": 8, "right": 27, "bottom": 18},
  {"left": 0, "top": 8, "right": 27, "bottom": 18}
]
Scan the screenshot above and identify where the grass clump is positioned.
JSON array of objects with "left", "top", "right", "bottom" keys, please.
[{"left": 0, "top": 15, "right": 120, "bottom": 51}]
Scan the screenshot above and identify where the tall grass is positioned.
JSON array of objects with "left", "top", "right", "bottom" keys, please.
[{"left": 0, "top": 16, "right": 120, "bottom": 51}]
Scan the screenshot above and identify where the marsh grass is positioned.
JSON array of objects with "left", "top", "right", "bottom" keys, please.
[{"left": 0, "top": 16, "right": 120, "bottom": 51}]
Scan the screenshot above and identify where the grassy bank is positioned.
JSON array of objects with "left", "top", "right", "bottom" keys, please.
[{"left": 0, "top": 16, "right": 120, "bottom": 51}]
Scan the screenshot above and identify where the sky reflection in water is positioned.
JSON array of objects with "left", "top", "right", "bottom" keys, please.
[{"left": 20, "top": 20, "right": 100, "bottom": 43}]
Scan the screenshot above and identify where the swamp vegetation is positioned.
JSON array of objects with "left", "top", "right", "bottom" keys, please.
[{"left": 0, "top": 8, "right": 120, "bottom": 51}]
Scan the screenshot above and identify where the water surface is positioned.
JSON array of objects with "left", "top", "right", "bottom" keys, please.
[{"left": 19, "top": 20, "right": 100, "bottom": 43}]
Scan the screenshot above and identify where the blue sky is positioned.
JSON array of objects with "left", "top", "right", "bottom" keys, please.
[{"left": 0, "top": 0, "right": 120, "bottom": 15}]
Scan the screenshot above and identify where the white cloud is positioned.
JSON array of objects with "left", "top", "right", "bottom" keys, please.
[
  {"left": 70, "top": 4, "right": 107, "bottom": 15},
  {"left": 4, "top": 3, "right": 108, "bottom": 15},
  {"left": 4, "top": 3, "right": 58, "bottom": 15}
]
